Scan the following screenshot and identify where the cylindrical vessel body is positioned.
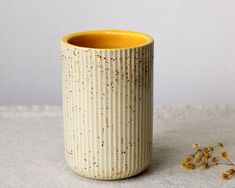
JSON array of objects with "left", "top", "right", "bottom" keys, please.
[{"left": 60, "top": 30, "right": 154, "bottom": 180}]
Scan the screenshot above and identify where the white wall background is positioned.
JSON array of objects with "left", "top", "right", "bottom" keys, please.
[{"left": 1, "top": 0, "right": 235, "bottom": 105}]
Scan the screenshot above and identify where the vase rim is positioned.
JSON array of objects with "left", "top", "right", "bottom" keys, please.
[{"left": 61, "top": 30, "right": 154, "bottom": 50}]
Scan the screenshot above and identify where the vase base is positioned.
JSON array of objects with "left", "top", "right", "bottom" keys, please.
[{"left": 66, "top": 160, "right": 150, "bottom": 180}]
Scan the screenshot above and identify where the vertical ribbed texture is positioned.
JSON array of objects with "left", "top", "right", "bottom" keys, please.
[{"left": 61, "top": 43, "right": 154, "bottom": 180}]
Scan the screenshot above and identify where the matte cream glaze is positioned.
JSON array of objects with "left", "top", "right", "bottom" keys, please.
[{"left": 61, "top": 30, "right": 154, "bottom": 180}]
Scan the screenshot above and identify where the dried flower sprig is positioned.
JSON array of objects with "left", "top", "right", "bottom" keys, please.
[{"left": 182, "top": 143, "right": 235, "bottom": 180}]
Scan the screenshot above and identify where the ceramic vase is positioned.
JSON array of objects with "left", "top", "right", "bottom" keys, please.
[{"left": 60, "top": 30, "right": 154, "bottom": 180}]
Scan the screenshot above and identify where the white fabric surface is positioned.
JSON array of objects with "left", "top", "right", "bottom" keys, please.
[{"left": 0, "top": 105, "right": 235, "bottom": 188}]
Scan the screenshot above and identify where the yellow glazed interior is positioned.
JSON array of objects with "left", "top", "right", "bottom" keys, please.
[{"left": 61, "top": 30, "right": 153, "bottom": 49}]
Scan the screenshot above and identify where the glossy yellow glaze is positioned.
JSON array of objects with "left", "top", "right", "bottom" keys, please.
[{"left": 61, "top": 30, "right": 154, "bottom": 49}]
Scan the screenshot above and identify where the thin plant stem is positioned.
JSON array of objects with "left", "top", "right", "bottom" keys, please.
[
  {"left": 217, "top": 162, "right": 235, "bottom": 166},
  {"left": 226, "top": 158, "right": 235, "bottom": 166}
]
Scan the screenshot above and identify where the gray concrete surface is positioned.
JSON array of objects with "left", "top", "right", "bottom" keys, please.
[{"left": 0, "top": 106, "right": 235, "bottom": 187}]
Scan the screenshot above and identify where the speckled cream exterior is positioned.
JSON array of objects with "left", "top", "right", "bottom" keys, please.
[{"left": 61, "top": 40, "right": 154, "bottom": 180}]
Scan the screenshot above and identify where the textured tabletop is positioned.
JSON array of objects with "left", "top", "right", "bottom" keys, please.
[{"left": 0, "top": 106, "right": 235, "bottom": 188}]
